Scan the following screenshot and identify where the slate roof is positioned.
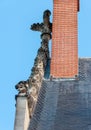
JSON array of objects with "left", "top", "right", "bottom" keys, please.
[{"left": 28, "top": 58, "right": 91, "bottom": 130}]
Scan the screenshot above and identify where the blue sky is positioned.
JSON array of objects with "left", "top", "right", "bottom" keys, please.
[{"left": 0, "top": 1, "right": 91, "bottom": 130}]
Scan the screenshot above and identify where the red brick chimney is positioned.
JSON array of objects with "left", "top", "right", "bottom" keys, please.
[{"left": 51, "top": 0, "right": 79, "bottom": 78}]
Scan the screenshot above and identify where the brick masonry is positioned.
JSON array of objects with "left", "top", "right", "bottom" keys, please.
[
  {"left": 51, "top": 0, "right": 79, "bottom": 78},
  {"left": 28, "top": 58, "right": 91, "bottom": 130}
]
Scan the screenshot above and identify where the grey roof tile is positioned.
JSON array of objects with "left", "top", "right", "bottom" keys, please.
[{"left": 28, "top": 58, "right": 91, "bottom": 130}]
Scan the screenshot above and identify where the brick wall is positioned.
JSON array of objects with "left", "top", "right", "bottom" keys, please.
[{"left": 51, "top": 0, "right": 79, "bottom": 78}]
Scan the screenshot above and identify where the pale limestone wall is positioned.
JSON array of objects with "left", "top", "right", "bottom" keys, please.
[{"left": 14, "top": 97, "right": 30, "bottom": 130}]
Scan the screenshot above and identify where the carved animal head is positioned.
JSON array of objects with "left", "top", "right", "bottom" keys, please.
[{"left": 15, "top": 81, "right": 29, "bottom": 95}]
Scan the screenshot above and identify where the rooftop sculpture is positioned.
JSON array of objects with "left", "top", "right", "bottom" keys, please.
[{"left": 15, "top": 10, "right": 52, "bottom": 118}]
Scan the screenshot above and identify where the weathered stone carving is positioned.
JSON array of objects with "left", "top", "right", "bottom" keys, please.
[
  {"left": 15, "top": 81, "right": 29, "bottom": 96},
  {"left": 31, "top": 10, "right": 52, "bottom": 36},
  {"left": 15, "top": 10, "right": 52, "bottom": 118}
]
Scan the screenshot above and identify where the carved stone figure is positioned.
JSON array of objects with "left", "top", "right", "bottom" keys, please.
[
  {"left": 31, "top": 9, "right": 52, "bottom": 38},
  {"left": 15, "top": 9, "right": 52, "bottom": 118},
  {"left": 15, "top": 81, "right": 29, "bottom": 96}
]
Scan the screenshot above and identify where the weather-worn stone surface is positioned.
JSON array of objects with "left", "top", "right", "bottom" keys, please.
[
  {"left": 28, "top": 58, "right": 91, "bottom": 130},
  {"left": 15, "top": 10, "right": 52, "bottom": 118}
]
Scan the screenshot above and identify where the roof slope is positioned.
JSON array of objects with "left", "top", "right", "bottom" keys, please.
[{"left": 28, "top": 58, "right": 91, "bottom": 130}]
